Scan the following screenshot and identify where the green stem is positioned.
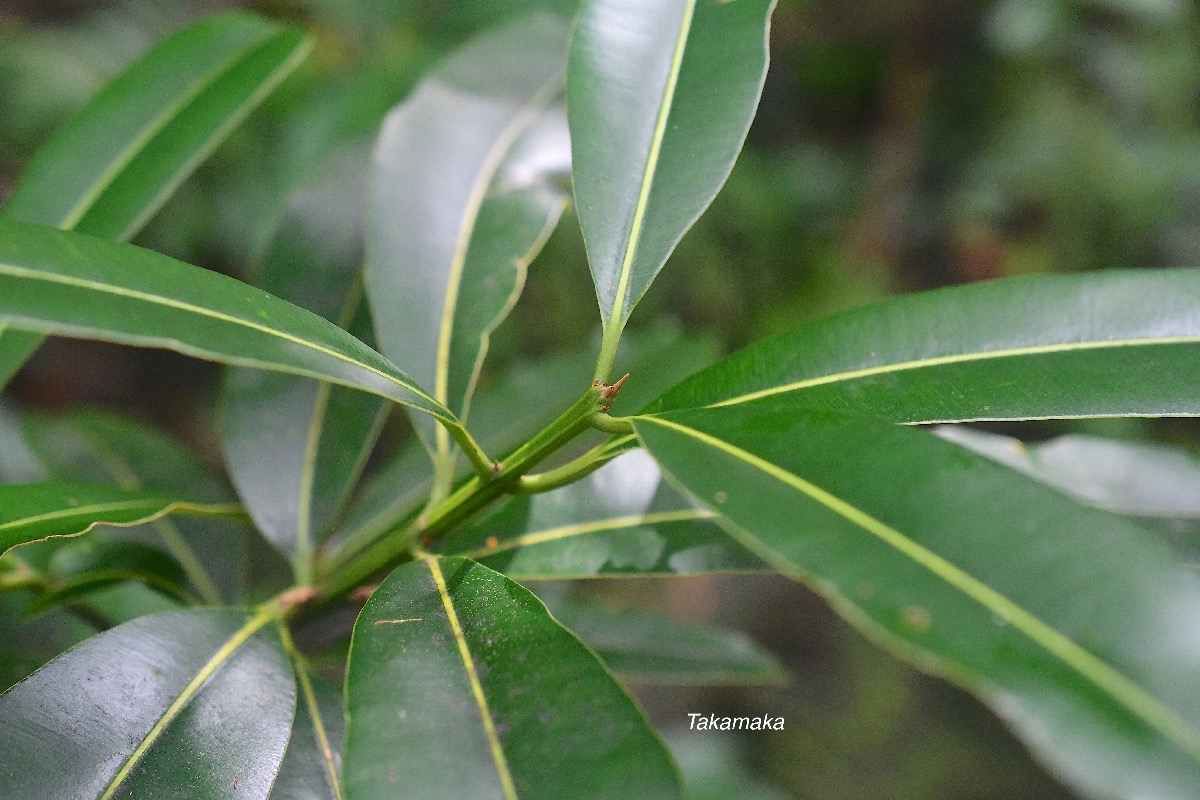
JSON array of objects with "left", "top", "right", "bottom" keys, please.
[
  {"left": 314, "top": 385, "right": 609, "bottom": 601},
  {"left": 592, "top": 320, "right": 626, "bottom": 384},
  {"left": 591, "top": 411, "right": 635, "bottom": 436},
  {"left": 445, "top": 419, "right": 496, "bottom": 480},
  {"left": 516, "top": 441, "right": 625, "bottom": 494}
]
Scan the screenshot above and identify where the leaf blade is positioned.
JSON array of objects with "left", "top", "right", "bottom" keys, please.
[
  {"left": 0, "top": 13, "right": 311, "bottom": 388},
  {"left": 23, "top": 410, "right": 241, "bottom": 603},
  {"left": 366, "top": 15, "right": 568, "bottom": 454},
  {"left": 634, "top": 403, "right": 1200, "bottom": 798},
  {"left": 568, "top": 0, "right": 774, "bottom": 376},
  {"left": 270, "top": 661, "right": 344, "bottom": 800},
  {"left": 0, "top": 607, "right": 294, "bottom": 799},
  {"left": 652, "top": 269, "right": 1200, "bottom": 422},
  {"left": 0, "top": 482, "right": 239, "bottom": 559},
  {"left": 0, "top": 219, "right": 451, "bottom": 420},
  {"left": 343, "top": 556, "right": 685, "bottom": 800}
]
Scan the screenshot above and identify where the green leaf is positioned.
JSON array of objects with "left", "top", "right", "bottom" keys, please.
[
  {"left": 344, "top": 556, "right": 684, "bottom": 800},
  {"left": 0, "top": 12, "right": 312, "bottom": 387},
  {"left": 0, "top": 607, "right": 295, "bottom": 798},
  {"left": 937, "top": 427, "right": 1200, "bottom": 518},
  {"left": 651, "top": 269, "right": 1200, "bottom": 422},
  {"left": 634, "top": 402, "right": 1200, "bottom": 798},
  {"left": 568, "top": 0, "right": 774, "bottom": 379},
  {"left": 0, "top": 219, "right": 452, "bottom": 421},
  {"left": 223, "top": 145, "right": 388, "bottom": 575},
  {"left": 366, "top": 14, "right": 568, "bottom": 456},
  {"left": 23, "top": 411, "right": 244, "bottom": 604},
  {"left": 550, "top": 600, "right": 786, "bottom": 685},
  {"left": 270, "top": 663, "right": 344, "bottom": 800},
  {"left": 439, "top": 449, "right": 767, "bottom": 578},
  {"left": 0, "top": 482, "right": 239, "bottom": 559}
]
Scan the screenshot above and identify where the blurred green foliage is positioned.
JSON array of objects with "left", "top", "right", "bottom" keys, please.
[{"left": 3, "top": 0, "right": 1198, "bottom": 797}]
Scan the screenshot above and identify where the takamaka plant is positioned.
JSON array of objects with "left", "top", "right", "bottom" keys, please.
[{"left": 1, "top": 2, "right": 1199, "bottom": 798}]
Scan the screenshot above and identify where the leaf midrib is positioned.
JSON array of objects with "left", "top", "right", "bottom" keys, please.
[
  {"left": 636, "top": 414, "right": 1200, "bottom": 763},
  {"left": 114, "top": 32, "right": 312, "bottom": 243},
  {"left": 426, "top": 557, "right": 517, "bottom": 798},
  {"left": 98, "top": 607, "right": 275, "bottom": 799},
  {"left": 711, "top": 335, "right": 1200, "bottom": 410},
  {"left": 594, "top": 0, "right": 696, "bottom": 380},
  {"left": 54, "top": 30, "right": 272, "bottom": 232},
  {"left": 454, "top": 508, "right": 714, "bottom": 560},
  {"left": 432, "top": 72, "right": 563, "bottom": 457},
  {"left": 0, "top": 259, "right": 445, "bottom": 417}
]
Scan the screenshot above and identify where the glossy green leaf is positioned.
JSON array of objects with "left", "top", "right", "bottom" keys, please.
[
  {"left": 270, "top": 663, "right": 344, "bottom": 800},
  {"left": 550, "top": 601, "right": 786, "bottom": 685},
  {"left": 24, "top": 411, "right": 244, "bottom": 604},
  {"left": 0, "top": 482, "right": 239, "bottom": 559},
  {"left": 568, "top": 0, "right": 774, "bottom": 378},
  {"left": 0, "top": 12, "right": 311, "bottom": 388},
  {"left": 223, "top": 144, "right": 387, "bottom": 573},
  {"left": 344, "top": 556, "right": 684, "bottom": 799},
  {"left": 652, "top": 269, "right": 1200, "bottom": 422},
  {"left": 367, "top": 15, "right": 568, "bottom": 456},
  {"left": 937, "top": 427, "right": 1200, "bottom": 518},
  {"left": 0, "top": 219, "right": 451, "bottom": 421},
  {"left": 439, "top": 449, "right": 767, "bottom": 578},
  {"left": 635, "top": 402, "right": 1200, "bottom": 798},
  {"left": 0, "top": 607, "right": 295, "bottom": 798}
]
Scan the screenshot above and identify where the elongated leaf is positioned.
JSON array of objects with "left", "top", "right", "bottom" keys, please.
[
  {"left": 223, "top": 143, "right": 387, "bottom": 571},
  {"left": 367, "top": 15, "right": 569, "bottom": 454},
  {"left": 652, "top": 269, "right": 1200, "bottom": 422},
  {"left": 438, "top": 449, "right": 767, "bottom": 578},
  {"left": 634, "top": 402, "right": 1200, "bottom": 798},
  {"left": 270, "top": 664, "right": 344, "bottom": 800},
  {"left": 0, "top": 482, "right": 238, "bottom": 559},
  {"left": 937, "top": 427, "right": 1200, "bottom": 518},
  {"left": 0, "top": 607, "right": 294, "bottom": 798},
  {"left": 0, "top": 219, "right": 451, "bottom": 421},
  {"left": 550, "top": 601, "right": 786, "bottom": 685},
  {"left": 344, "top": 556, "right": 684, "bottom": 800},
  {"left": 0, "top": 12, "right": 311, "bottom": 387},
  {"left": 24, "top": 411, "right": 245, "bottom": 603},
  {"left": 568, "top": 0, "right": 774, "bottom": 375}
]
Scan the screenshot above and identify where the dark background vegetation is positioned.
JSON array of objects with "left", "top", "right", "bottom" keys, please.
[{"left": 3, "top": 0, "right": 1199, "bottom": 797}]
